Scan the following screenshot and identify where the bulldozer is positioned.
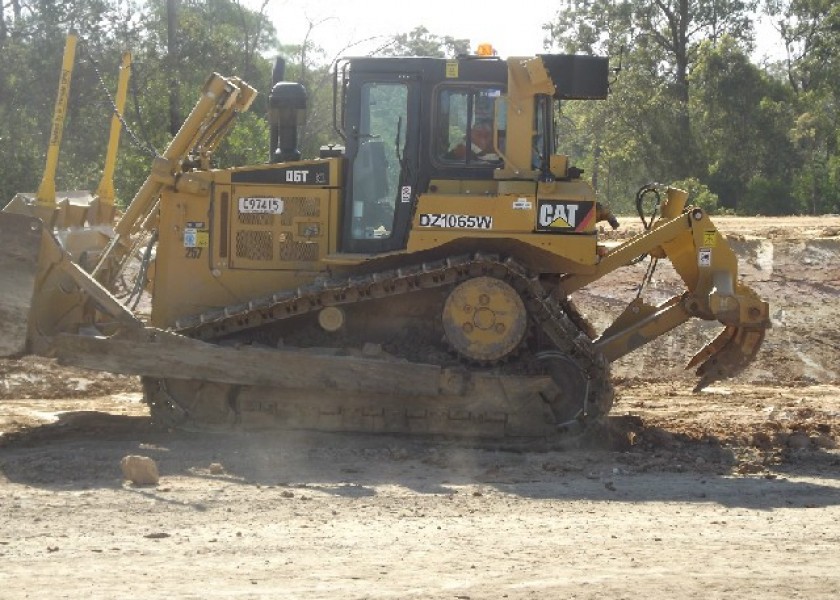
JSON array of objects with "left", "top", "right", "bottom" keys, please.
[{"left": 0, "top": 46, "right": 770, "bottom": 439}]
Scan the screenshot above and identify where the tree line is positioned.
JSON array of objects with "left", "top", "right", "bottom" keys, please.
[
  {"left": 1, "top": 0, "right": 837, "bottom": 215},
  {"left": 548, "top": 0, "right": 839, "bottom": 215}
]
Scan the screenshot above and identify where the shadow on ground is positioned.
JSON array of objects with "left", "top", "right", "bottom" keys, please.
[{"left": 0, "top": 410, "right": 838, "bottom": 511}]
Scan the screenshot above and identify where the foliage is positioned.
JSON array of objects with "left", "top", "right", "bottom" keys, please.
[
  {"left": 214, "top": 111, "right": 270, "bottom": 167},
  {"left": 689, "top": 37, "right": 796, "bottom": 209},
  {"left": 671, "top": 177, "right": 720, "bottom": 213},
  {"left": 0, "top": 0, "right": 277, "bottom": 208},
  {"left": 740, "top": 175, "right": 795, "bottom": 215},
  {"left": 380, "top": 26, "right": 470, "bottom": 58},
  {"left": 542, "top": 0, "right": 840, "bottom": 215},
  {"left": 547, "top": 0, "right": 756, "bottom": 177}
]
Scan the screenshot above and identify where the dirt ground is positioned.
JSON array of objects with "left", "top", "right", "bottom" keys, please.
[{"left": 1, "top": 215, "right": 839, "bottom": 599}]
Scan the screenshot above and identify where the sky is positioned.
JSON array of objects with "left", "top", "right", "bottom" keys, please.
[
  {"left": 251, "top": 0, "right": 787, "bottom": 63},
  {"left": 255, "top": 0, "right": 560, "bottom": 60}
]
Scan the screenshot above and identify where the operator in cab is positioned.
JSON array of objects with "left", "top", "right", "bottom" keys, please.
[{"left": 447, "top": 120, "right": 499, "bottom": 162}]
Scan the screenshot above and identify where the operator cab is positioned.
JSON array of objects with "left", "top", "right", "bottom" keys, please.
[
  {"left": 331, "top": 53, "right": 608, "bottom": 254},
  {"left": 330, "top": 55, "right": 511, "bottom": 253}
]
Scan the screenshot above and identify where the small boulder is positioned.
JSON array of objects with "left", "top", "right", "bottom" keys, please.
[{"left": 121, "top": 455, "right": 160, "bottom": 486}]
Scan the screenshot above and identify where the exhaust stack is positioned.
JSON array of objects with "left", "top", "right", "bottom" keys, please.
[{"left": 269, "top": 57, "right": 307, "bottom": 163}]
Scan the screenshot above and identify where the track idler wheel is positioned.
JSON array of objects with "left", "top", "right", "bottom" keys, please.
[
  {"left": 536, "top": 350, "right": 615, "bottom": 434},
  {"left": 441, "top": 276, "right": 528, "bottom": 363}
]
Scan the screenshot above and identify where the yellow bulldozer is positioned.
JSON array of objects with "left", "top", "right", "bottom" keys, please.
[{"left": 0, "top": 44, "right": 770, "bottom": 438}]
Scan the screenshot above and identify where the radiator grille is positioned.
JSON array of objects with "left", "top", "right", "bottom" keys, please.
[
  {"left": 280, "top": 197, "right": 320, "bottom": 225},
  {"left": 279, "top": 239, "right": 320, "bottom": 262},
  {"left": 235, "top": 230, "right": 274, "bottom": 261},
  {"left": 238, "top": 213, "right": 275, "bottom": 226},
  {"left": 227, "top": 192, "right": 324, "bottom": 268}
]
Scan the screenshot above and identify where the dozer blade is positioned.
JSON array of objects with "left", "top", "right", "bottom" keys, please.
[
  {"left": 688, "top": 325, "right": 767, "bottom": 392},
  {"left": 0, "top": 212, "right": 43, "bottom": 357}
]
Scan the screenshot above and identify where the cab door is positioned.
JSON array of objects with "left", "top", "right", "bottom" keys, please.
[{"left": 340, "top": 74, "right": 420, "bottom": 254}]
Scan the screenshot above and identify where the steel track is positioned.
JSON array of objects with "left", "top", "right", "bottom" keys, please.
[{"left": 146, "top": 253, "right": 614, "bottom": 431}]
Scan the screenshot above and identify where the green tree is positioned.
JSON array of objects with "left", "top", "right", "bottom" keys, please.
[
  {"left": 763, "top": 0, "right": 840, "bottom": 94},
  {"left": 380, "top": 26, "right": 470, "bottom": 58},
  {"left": 671, "top": 176, "right": 720, "bottom": 212},
  {"left": 0, "top": 0, "right": 279, "bottom": 207},
  {"left": 0, "top": 1, "right": 132, "bottom": 204},
  {"left": 689, "top": 37, "right": 796, "bottom": 210},
  {"left": 546, "top": 0, "right": 756, "bottom": 181},
  {"left": 762, "top": 0, "right": 840, "bottom": 213}
]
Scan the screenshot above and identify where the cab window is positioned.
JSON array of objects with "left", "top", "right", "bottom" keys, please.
[
  {"left": 533, "top": 94, "right": 554, "bottom": 171},
  {"left": 350, "top": 82, "right": 408, "bottom": 240},
  {"left": 435, "top": 87, "right": 503, "bottom": 166}
]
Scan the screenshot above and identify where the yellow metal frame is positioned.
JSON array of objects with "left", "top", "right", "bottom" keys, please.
[
  {"left": 91, "top": 73, "right": 258, "bottom": 286},
  {"left": 34, "top": 33, "right": 78, "bottom": 223},
  {"left": 92, "top": 51, "right": 132, "bottom": 223},
  {"left": 562, "top": 206, "right": 770, "bottom": 363}
]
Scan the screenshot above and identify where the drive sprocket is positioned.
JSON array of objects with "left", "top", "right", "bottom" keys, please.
[{"left": 441, "top": 276, "right": 528, "bottom": 363}]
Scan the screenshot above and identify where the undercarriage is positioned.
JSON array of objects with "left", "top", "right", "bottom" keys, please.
[{"left": 143, "top": 253, "right": 614, "bottom": 438}]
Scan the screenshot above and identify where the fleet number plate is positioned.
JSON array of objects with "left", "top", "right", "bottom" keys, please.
[
  {"left": 418, "top": 213, "right": 493, "bottom": 229},
  {"left": 238, "top": 197, "right": 284, "bottom": 214}
]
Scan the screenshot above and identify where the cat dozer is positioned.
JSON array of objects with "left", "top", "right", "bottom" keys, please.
[{"left": 0, "top": 48, "right": 770, "bottom": 439}]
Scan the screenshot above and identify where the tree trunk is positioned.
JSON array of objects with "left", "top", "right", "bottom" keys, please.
[
  {"left": 167, "top": 0, "right": 180, "bottom": 136},
  {"left": 673, "top": 0, "right": 693, "bottom": 177}
]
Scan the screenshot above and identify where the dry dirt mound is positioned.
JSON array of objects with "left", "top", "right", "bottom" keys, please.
[{"left": 0, "top": 356, "right": 138, "bottom": 400}]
